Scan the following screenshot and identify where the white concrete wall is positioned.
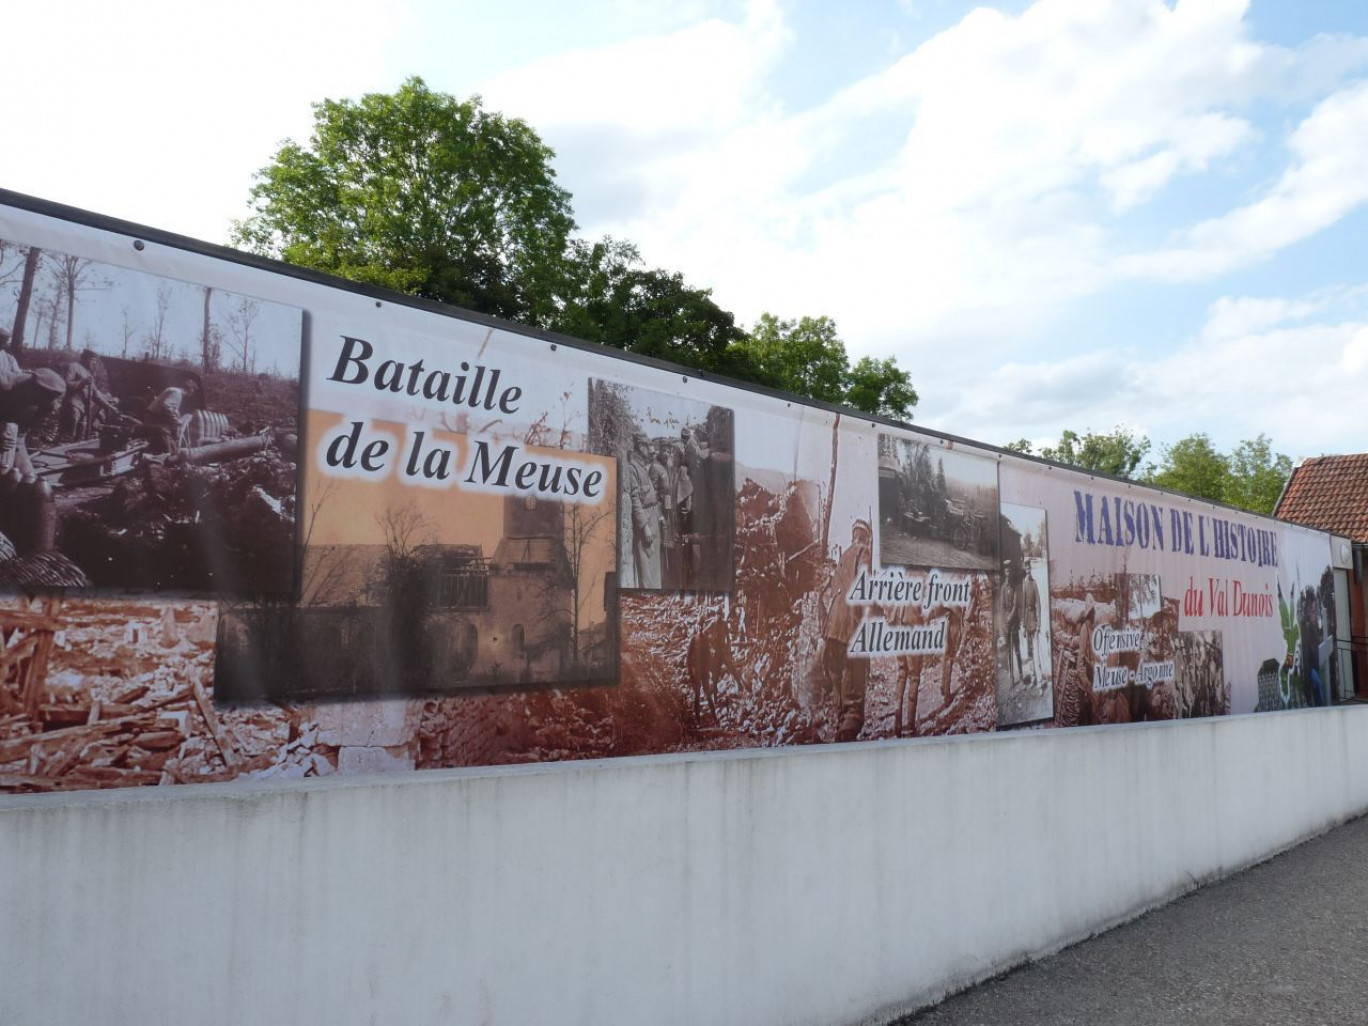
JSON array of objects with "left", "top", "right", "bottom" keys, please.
[{"left": 4, "top": 706, "right": 1368, "bottom": 1026}]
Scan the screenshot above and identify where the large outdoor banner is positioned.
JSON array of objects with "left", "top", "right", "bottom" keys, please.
[{"left": 0, "top": 193, "right": 1340, "bottom": 793}]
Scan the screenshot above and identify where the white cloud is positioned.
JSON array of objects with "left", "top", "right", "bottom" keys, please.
[
  {"left": 1101, "top": 112, "right": 1252, "bottom": 212},
  {"left": 481, "top": 0, "right": 788, "bottom": 137},
  {"left": 1199, "top": 294, "right": 1325, "bottom": 343},
  {"left": 929, "top": 286, "right": 1368, "bottom": 458},
  {"left": 472, "top": 0, "right": 1368, "bottom": 378},
  {"left": 1119, "top": 79, "right": 1368, "bottom": 282},
  {"left": 1, "top": 0, "right": 406, "bottom": 242}
]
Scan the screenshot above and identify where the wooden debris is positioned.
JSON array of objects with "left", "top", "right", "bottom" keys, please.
[{"left": 191, "top": 675, "right": 239, "bottom": 769}]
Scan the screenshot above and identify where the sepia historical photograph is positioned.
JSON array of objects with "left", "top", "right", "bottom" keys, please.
[
  {"left": 216, "top": 415, "right": 618, "bottom": 702},
  {"left": 996, "top": 502, "right": 1054, "bottom": 727},
  {"left": 0, "top": 238, "right": 302, "bottom": 593},
  {"left": 1173, "top": 629, "right": 1229, "bottom": 718},
  {"left": 877, "top": 435, "right": 999, "bottom": 572},
  {"left": 587, "top": 379, "right": 734, "bottom": 592},
  {"left": 1050, "top": 571, "right": 1180, "bottom": 727}
]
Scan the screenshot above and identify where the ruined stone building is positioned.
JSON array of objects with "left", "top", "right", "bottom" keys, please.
[{"left": 220, "top": 494, "right": 614, "bottom": 701}]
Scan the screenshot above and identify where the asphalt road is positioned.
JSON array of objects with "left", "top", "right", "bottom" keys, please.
[{"left": 898, "top": 815, "right": 1368, "bottom": 1026}]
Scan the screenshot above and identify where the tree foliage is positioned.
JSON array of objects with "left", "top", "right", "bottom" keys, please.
[
  {"left": 737, "top": 314, "right": 851, "bottom": 405},
  {"left": 233, "top": 77, "right": 575, "bottom": 326},
  {"left": 1144, "top": 433, "right": 1229, "bottom": 503},
  {"left": 234, "top": 78, "right": 918, "bottom": 418},
  {"left": 551, "top": 238, "right": 759, "bottom": 382},
  {"left": 1224, "top": 435, "right": 1295, "bottom": 515},
  {"left": 1014, "top": 427, "right": 1151, "bottom": 478},
  {"left": 845, "top": 355, "right": 919, "bottom": 422},
  {"left": 1145, "top": 432, "right": 1292, "bottom": 514},
  {"left": 734, "top": 314, "right": 918, "bottom": 420},
  {"left": 1015, "top": 427, "right": 1294, "bottom": 515}
]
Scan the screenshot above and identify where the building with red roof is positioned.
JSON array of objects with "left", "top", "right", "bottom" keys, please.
[{"left": 1276, "top": 455, "right": 1368, "bottom": 698}]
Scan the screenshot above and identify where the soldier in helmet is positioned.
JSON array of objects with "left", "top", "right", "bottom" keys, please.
[
  {"left": 0, "top": 327, "right": 18, "bottom": 472},
  {"left": 625, "top": 430, "right": 662, "bottom": 588},
  {"left": 59, "top": 349, "right": 120, "bottom": 442},
  {"left": 142, "top": 376, "right": 199, "bottom": 456},
  {"left": 0, "top": 366, "right": 66, "bottom": 475}
]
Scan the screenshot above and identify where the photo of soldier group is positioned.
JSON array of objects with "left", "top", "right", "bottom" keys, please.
[
  {"left": 1172, "top": 630, "right": 1229, "bottom": 718},
  {"left": 877, "top": 435, "right": 999, "bottom": 572},
  {"left": 216, "top": 413, "right": 619, "bottom": 702},
  {"left": 0, "top": 238, "right": 302, "bottom": 593},
  {"left": 587, "top": 379, "right": 734, "bottom": 592},
  {"left": 1050, "top": 572, "right": 1179, "bottom": 727},
  {"left": 996, "top": 503, "right": 1053, "bottom": 727}
]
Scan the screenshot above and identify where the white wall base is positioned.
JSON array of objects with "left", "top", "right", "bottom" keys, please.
[{"left": 4, "top": 707, "right": 1367, "bottom": 1026}]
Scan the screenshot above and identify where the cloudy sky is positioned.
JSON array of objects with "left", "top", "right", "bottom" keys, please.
[{"left": 5, "top": 0, "right": 1366, "bottom": 459}]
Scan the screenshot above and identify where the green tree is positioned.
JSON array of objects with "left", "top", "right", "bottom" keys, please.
[
  {"left": 733, "top": 314, "right": 918, "bottom": 421},
  {"left": 1037, "top": 427, "right": 1151, "bottom": 478},
  {"left": 233, "top": 77, "right": 575, "bottom": 326},
  {"left": 232, "top": 80, "right": 918, "bottom": 418},
  {"left": 551, "top": 237, "right": 761, "bottom": 383},
  {"left": 844, "top": 355, "right": 919, "bottom": 421},
  {"left": 736, "top": 313, "right": 850, "bottom": 404},
  {"left": 1224, "top": 434, "right": 1294, "bottom": 515},
  {"left": 1145, "top": 433, "right": 1230, "bottom": 502}
]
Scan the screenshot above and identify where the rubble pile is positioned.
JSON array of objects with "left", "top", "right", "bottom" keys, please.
[
  {"left": 59, "top": 450, "right": 297, "bottom": 591},
  {"left": 0, "top": 598, "right": 342, "bottom": 793},
  {"left": 417, "top": 688, "right": 621, "bottom": 768},
  {"left": 725, "top": 481, "right": 824, "bottom": 744},
  {"left": 603, "top": 479, "right": 824, "bottom": 753}
]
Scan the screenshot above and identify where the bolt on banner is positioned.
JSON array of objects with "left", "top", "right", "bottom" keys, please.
[{"left": 0, "top": 191, "right": 1344, "bottom": 795}]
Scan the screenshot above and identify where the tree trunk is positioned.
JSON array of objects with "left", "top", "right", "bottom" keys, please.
[
  {"left": 201, "top": 287, "right": 213, "bottom": 372},
  {"left": 47, "top": 294, "right": 62, "bottom": 350},
  {"left": 10, "top": 248, "right": 40, "bottom": 349},
  {"left": 65, "top": 279, "right": 76, "bottom": 351}
]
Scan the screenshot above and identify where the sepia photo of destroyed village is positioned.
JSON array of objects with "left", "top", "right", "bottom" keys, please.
[
  {"left": 215, "top": 412, "right": 619, "bottom": 703},
  {"left": 0, "top": 238, "right": 301, "bottom": 593}
]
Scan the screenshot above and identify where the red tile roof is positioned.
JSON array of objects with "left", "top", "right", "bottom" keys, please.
[{"left": 1275, "top": 454, "right": 1368, "bottom": 542}]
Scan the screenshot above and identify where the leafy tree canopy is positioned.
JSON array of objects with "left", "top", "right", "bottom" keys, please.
[
  {"left": 1013, "top": 427, "right": 1151, "bottom": 479},
  {"left": 734, "top": 314, "right": 918, "bottom": 421},
  {"left": 234, "top": 79, "right": 918, "bottom": 418},
  {"left": 1014, "top": 427, "right": 1293, "bottom": 515},
  {"left": 551, "top": 238, "right": 758, "bottom": 383},
  {"left": 845, "top": 355, "right": 919, "bottom": 422},
  {"left": 737, "top": 314, "right": 850, "bottom": 405},
  {"left": 1145, "top": 432, "right": 1293, "bottom": 514},
  {"left": 233, "top": 77, "right": 575, "bottom": 326},
  {"left": 1144, "top": 433, "right": 1229, "bottom": 503},
  {"left": 1224, "top": 434, "right": 1295, "bottom": 515}
]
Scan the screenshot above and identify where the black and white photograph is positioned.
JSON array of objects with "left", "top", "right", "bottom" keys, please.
[
  {"left": 877, "top": 434, "right": 999, "bottom": 572},
  {"left": 587, "top": 379, "right": 734, "bottom": 592},
  {"left": 995, "top": 502, "right": 1054, "bottom": 727},
  {"left": 1173, "top": 629, "right": 1229, "bottom": 718},
  {"left": 0, "top": 237, "right": 302, "bottom": 593}
]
